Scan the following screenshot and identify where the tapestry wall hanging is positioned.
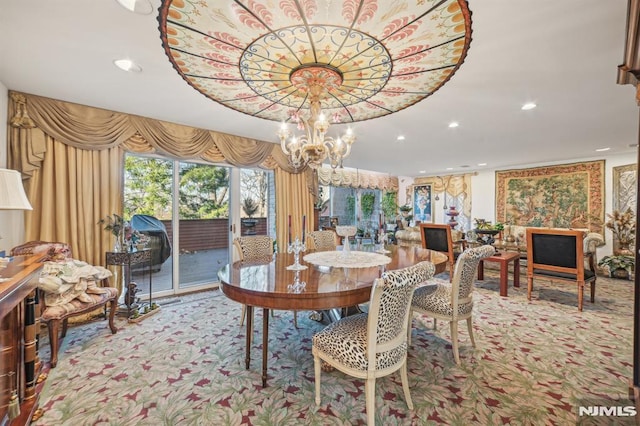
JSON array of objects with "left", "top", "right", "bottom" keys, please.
[{"left": 495, "top": 160, "right": 605, "bottom": 234}]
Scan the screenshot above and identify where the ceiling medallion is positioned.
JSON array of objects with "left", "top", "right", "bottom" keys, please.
[{"left": 159, "top": 0, "right": 472, "bottom": 166}]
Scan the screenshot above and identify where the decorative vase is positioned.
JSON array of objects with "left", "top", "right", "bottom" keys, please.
[
  {"left": 113, "top": 232, "right": 126, "bottom": 252},
  {"left": 445, "top": 206, "right": 459, "bottom": 229},
  {"left": 611, "top": 268, "right": 630, "bottom": 280},
  {"left": 614, "top": 242, "right": 634, "bottom": 256}
]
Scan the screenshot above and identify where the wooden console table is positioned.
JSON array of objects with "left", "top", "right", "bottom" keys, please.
[{"left": 0, "top": 255, "right": 45, "bottom": 425}]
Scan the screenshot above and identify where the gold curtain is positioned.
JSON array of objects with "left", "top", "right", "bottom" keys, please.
[
  {"left": 23, "top": 135, "right": 123, "bottom": 283},
  {"left": 274, "top": 168, "right": 315, "bottom": 250}
]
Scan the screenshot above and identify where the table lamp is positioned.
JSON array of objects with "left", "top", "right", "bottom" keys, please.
[{"left": 0, "top": 168, "right": 33, "bottom": 261}]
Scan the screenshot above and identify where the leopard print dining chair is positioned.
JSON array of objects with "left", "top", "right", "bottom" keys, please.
[
  {"left": 307, "top": 230, "right": 338, "bottom": 251},
  {"left": 409, "top": 244, "right": 495, "bottom": 365},
  {"left": 313, "top": 261, "right": 435, "bottom": 425},
  {"left": 232, "top": 235, "right": 299, "bottom": 329}
]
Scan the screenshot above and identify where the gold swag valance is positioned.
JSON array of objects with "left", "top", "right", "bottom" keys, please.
[{"left": 8, "top": 91, "right": 302, "bottom": 175}]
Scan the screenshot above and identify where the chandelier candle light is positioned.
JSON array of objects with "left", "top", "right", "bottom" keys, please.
[{"left": 278, "top": 65, "right": 356, "bottom": 170}]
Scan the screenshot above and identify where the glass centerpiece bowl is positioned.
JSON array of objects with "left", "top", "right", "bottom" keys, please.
[{"left": 336, "top": 225, "right": 357, "bottom": 256}]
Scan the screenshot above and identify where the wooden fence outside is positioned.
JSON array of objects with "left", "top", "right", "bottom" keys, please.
[{"left": 160, "top": 218, "right": 267, "bottom": 252}]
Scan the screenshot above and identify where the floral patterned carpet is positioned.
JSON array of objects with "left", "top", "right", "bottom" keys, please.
[{"left": 33, "top": 272, "right": 635, "bottom": 425}]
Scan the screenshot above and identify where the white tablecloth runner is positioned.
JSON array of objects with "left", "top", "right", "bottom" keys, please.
[{"left": 303, "top": 250, "right": 391, "bottom": 268}]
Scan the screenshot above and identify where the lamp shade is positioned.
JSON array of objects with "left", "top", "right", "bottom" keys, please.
[{"left": 0, "top": 169, "right": 32, "bottom": 210}]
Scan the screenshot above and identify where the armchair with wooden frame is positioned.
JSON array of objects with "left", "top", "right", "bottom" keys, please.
[
  {"left": 525, "top": 228, "right": 597, "bottom": 311},
  {"left": 419, "top": 223, "right": 458, "bottom": 282}
]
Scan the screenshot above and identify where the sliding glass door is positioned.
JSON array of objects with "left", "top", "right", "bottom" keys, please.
[{"left": 124, "top": 155, "right": 273, "bottom": 298}]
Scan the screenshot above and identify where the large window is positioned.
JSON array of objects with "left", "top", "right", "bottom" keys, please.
[{"left": 318, "top": 185, "right": 384, "bottom": 242}]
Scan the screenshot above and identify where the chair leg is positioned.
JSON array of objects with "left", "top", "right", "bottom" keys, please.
[
  {"left": 293, "top": 311, "right": 298, "bottom": 329},
  {"left": 407, "top": 315, "right": 413, "bottom": 345},
  {"left": 578, "top": 282, "right": 584, "bottom": 311},
  {"left": 365, "top": 377, "right": 376, "bottom": 426},
  {"left": 48, "top": 320, "right": 60, "bottom": 368},
  {"left": 107, "top": 299, "right": 118, "bottom": 334},
  {"left": 450, "top": 321, "right": 460, "bottom": 365},
  {"left": 590, "top": 280, "right": 596, "bottom": 303},
  {"left": 61, "top": 318, "right": 69, "bottom": 338},
  {"left": 399, "top": 360, "right": 414, "bottom": 410},
  {"left": 433, "top": 318, "right": 438, "bottom": 330},
  {"left": 314, "top": 354, "right": 322, "bottom": 405},
  {"left": 466, "top": 317, "right": 476, "bottom": 348},
  {"left": 527, "top": 276, "right": 533, "bottom": 301}
]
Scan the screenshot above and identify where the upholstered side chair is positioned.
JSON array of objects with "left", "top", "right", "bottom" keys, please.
[
  {"left": 10, "top": 241, "right": 118, "bottom": 368},
  {"left": 409, "top": 245, "right": 495, "bottom": 365},
  {"left": 307, "top": 230, "right": 338, "bottom": 251},
  {"left": 526, "top": 228, "right": 596, "bottom": 311},
  {"left": 419, "top": 223, "right": 457, "bottom": 282},
  {"left": 313, "top": 261, "right": 435, "bottom": 425}
]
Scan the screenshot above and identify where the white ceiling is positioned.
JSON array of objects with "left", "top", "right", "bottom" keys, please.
[{"left": 0, "top": 0, "right": 637, "bottom": 176}]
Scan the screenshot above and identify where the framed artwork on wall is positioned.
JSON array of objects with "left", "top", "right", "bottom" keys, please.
[{"left": 412, "top": 184, "right": 433, "bottom": 223}]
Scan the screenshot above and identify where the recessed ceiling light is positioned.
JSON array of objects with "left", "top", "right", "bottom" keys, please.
[
  {"left": 114, "top": 59, "right": 142, "bottom": 72},
  {"left": 460, "top": 165, "right": 470, "bottom": 168},
  {"left": 116, "top": 0, "right": 153, "bottom": 14},
  {"left": 477, "top": 163, "right": 487, "bottom": 166},
  {"left": 446, "top": 167, "right": 453, "bottom": 171},
  {"left": 448, "top": 122, "right": 459, "bottom": 128},
  {"left": 595, "top": 147, "right": 610, "bottom": 152},
  {"left": 419, "top": 170, "right": 426, "bottom": 174},
  {"left": 521, "top": 102, "right": 537, "bottom": 110},
  {"left": 396, "top": 135, "right": 405, "bottom": 141}
]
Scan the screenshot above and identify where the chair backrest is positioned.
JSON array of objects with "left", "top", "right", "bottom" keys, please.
[
  {"left": 526, "top": 228, "right": 585, "bottom": 278},
  {"left": 233, "top": 235, "right": 274, "bottom": 261},
  {"left": 451, "top": 245, "right": 496, "bottom": 305},
  {"left": 419, "top": 223, "right": 454, "bottom": 259},
  {"left": 10, "top": 241, "right": 72, "bottom": 261},
  {"left": 366, "top": 261, "right": 435, "bottom": 370},
  {"left": 307, "top": 230, "right": 337, "bottom": 251}
]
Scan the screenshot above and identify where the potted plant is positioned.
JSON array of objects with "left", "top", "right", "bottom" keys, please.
[
  {"left": 598, "top": 254, "right": 635, "bottom": 279},
  {"left": 605, "top": 208, "right": 635, "bottom": 255}
]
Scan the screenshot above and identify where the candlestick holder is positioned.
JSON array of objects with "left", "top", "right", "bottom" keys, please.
[
  {"left": 376, "top": 233, "right": 391, "bottom": 254},
  {"left": 336, "top": 225, "right": 357, "bottom": 257},
  {"left": 287, "top": 270, "right": 307, "bottom": 293},
  {"left": 286, "top": 237, "right": 308, "bottom": 270}
]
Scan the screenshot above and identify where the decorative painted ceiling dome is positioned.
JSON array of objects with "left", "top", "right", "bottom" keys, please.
[{"left": 158, "top": 0, "right": 472, "bottom": 124}]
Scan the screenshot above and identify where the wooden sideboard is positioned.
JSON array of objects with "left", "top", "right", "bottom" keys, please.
[{"left": 0, "top": 255, "right": 44, "bottom": 425}]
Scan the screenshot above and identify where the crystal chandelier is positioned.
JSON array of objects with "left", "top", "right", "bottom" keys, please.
[{"left": 278, "top": 65, "right": 356, "bottom": 170}]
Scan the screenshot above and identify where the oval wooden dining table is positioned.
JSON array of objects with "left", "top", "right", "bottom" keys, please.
[{"left": 217, "top": 244, "right": 448, "bottom": 387}]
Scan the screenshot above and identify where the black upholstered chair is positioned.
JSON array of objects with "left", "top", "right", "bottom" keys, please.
[
  {"left": 526, "top": 228, "right": 596, "bottom": 311},
  {"left": 419, "top": 223, "right": 457, "bottom": 282}
]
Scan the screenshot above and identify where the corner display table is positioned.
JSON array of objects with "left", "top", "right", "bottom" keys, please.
[
  {"left": 105, "top": 249, "right": 153, "bottom": 318},
  {"left": 477, "top": 250, "right": 521, "bottom": 296},
  {"left": 0, "top": 255, "right": 46, "bottom": 425}
]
